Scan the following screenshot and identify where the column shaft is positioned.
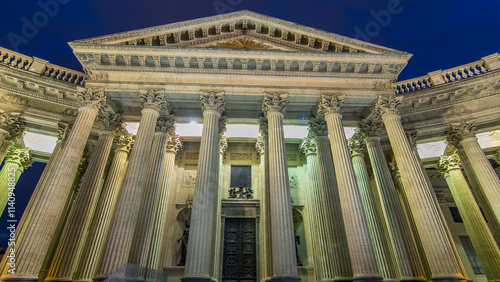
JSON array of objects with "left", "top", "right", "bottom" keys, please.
[
  {"left": 316, "top": 135, "right": 353, "bottom": 281},
  {"left": 183, "top": 110, "right": 221, "bottom": 281},
  {"left": 382, "top": 115, "right": 464, "bottom": 280},
  {"left": 267, "top": 111, "right": 299, "bottom": 280},
  {"left": 3, "top": 107, "right": 99, "bottom": 280},
  {"left": 46, "top": 130, "right": 115, "bottom": 280},
  {"left": 129, "top": 131, "right": 169, "bottom": 267},
  {"left": 350, "top": 148, "right": 398, "bottom": 281},
  {"left": 442, "top": 166, "right": 500, "bottom": 280},
  {"left": 74, "top": 140, "right": 131, "bottom": 281},
  {"left": 97, "top": 108, "right": 160, "bottom": 277},
  {"left": 324, "top": 113, "right": 381, "bottom": 281},
  {"left": 461, "top": 137, "right": 500, "bottom": 226},
  {"left": 147, "top": 149, "right": 177, "bottom": 270},
  {"left": 365, "top": 137, "right": 425, "bottom": 281}
]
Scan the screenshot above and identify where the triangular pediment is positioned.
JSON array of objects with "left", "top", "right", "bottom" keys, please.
[{"left": 72, "top": 10, "right": 406, "bottom": 55}]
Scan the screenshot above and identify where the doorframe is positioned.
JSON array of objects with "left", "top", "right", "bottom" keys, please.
[{"left": 218, "top": 199, "right": 260, "bottom": 281}]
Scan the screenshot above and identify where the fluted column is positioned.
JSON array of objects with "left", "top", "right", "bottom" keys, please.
[
  {"left": 182, "top": 91, "right": 225, "bottom": 282},
  {"left": 46, "top": 113, "right": 123, "bottom": 281},
  {"left": 347, "top": 133, "right": 399, "bottom": 282},
  {"left": 96, "top": 89, "right": 166, "bottom": 279},
  {"left": 438, "top": 153, "right": 500, "bottom": 280},
  {"left": 129, "top": 114, "right": 175, "bottom": 268},
  {"left": 258, "top": 117, "right": 273, "bottom": 282},
  {"left": 212, "top": 134, "right": 226, "bottom": 281},
  {"left": 360, "top": 120, "right": 426, "bottom": 281},
  {"left": 0, "top": 111, "right": 26, "bottom": 165},
  {"left": 261, "top": 93, "right": 300, "bottom": 282},
  {"left": 373, "top": 95, "right": 465, "bottom": 282},
  {"left": 0, "top": 147, "right": 33, "bottom": 213},
  {"left": 309, "top": 116, "right": 353, "bottom": 281},
  {"left": 447, "top": 121, "right": 500, "bottom": 229},
  {"left": 407, "top": 132, "right": 470, "bottom": 281},
  {"left": 1, "top": 88, "right": 106, "bottom": 281},
  {"left": 454, "top": 147, "right": 500, "bottom": 246},
  {"left": 318, "top": 94, "right": 382, "bottom": 282},
  {"left": 147, "top": 135, "right": 182, "bottom": 271},
  {"left": 74, "top": 133, "right": 134, "bottom": 281}
]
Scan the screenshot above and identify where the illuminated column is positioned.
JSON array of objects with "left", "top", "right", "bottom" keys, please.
[
  {"left": 2, "top": 88, "right": 106, "bottom": 281},
  {"left": 408, "top": 132, "right": 470, "bottom": 280},
  {"left": 97, "top": 89, "right": 166, "bottom": 279},
  {"left": 373, "top": 95, "right": 465, "bottom": 282},
  {"left": 147, "top": 135, "right": 182, "bottom": 271},
  {"left": 182, "top": 91, "right": 225, "bottom": 282},
  {"left": 74, "top": 133, "right": 134, "bottom": 281},
  {"left": 347, "top": 134, "right": 399, "bottom": 282},
  {"left": 318, "top": 94, "right": 382, "bottom": 282},
  {"left": 46, "top": 113, "right": 123, "bottom": 281},
  {"left": 0, "top": 147, "right": 33, "bottom": 213},
  {"left": 261, "top": 93, "right": 300, "bottom": 281},
  {"left": 359, "top": 120, "right": 426, "bottom": 281},
  {"left": 212, "top": 133, "right": 226, "bottom": 281},
  {"left": 0, "top": 111, "right": 25, "bottom": 165},
  {"left": 257, "top": 117, "right": 273, "bottom": 281},
  {"left": 129, "top": 114, "right": 175, "bottom": 267},
  {"left": 309, "top": 116, "right": 353, "bottom": 281},
  {"left": 438, "top": 154, "right": 500, "bottom": 280},
  {"left": 447, "top": 121, "right": 500, "bottom": 228}
]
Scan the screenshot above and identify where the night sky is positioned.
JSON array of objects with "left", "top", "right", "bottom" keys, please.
[{"left": 1, "top": 0, "right": 500, "bottom": 248}]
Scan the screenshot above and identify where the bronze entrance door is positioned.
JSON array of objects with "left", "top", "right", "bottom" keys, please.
[{"left": 222, "top": 218, "right": 257, "bottom": 281}]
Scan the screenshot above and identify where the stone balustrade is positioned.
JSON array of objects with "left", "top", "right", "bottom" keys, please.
[
  {"left": 0, "top": 46, "right": 87, "bottom": 85},
  {"left": 394, "top": 53, "right": 500, "bottom": 94}
]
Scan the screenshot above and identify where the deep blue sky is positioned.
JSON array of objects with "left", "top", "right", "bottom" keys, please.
[{"left": 1, "top": 0, "right": 500, "bottom": 81}]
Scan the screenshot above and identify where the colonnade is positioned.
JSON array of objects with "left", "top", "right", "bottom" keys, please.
[{"left": 0, "top": 91, "right": 499, "bottom": 282}]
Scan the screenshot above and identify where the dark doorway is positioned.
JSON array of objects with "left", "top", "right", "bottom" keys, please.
[{"left": 222, "top": 218, "right": 257, "bottom": 281}]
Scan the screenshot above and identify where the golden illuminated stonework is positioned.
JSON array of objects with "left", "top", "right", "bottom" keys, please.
[{"left": 204, "top": 37, "right": 279, "bottom": 50}]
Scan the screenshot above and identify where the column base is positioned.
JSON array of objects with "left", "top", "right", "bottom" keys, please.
[
  {"left": 181, "top": 275, "right": 212, "bottom": 282},
  {"left": 44, "top": 277, "right": 72, "bottom": 282},
  {"left": 431, "top": 275, "right": 467, "bottom": 282},
  {"left": 352, "top": 274, "right": 383, "bottom": 282},
  {"left": 333, "top": 278, "right": 353, "bottom": 282},
  {"left": 92, "top": 274, "right": 107, "bottom": 281},
  {"left": 1, "top": 274, "right": 39, "bottom": 281},
  {"left": 271, "top": 275, "right": 301, "bottom": 282},
  {"left": 400, "top": 277, "right": 427, "bottom": 282}
]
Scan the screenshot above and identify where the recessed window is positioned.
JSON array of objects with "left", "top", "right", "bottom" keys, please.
[
  {"left": 449, "top": 207, "right": 463, "bottom": 223},
  {"left": 230, "top": 165, "right": 251, "bottom": 188},
  {"left": 459, "top": 236, "right": 485, "bottom": 275}
]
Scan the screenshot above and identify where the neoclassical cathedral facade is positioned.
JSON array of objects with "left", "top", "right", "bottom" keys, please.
[{"left": 0, "top": 10, "right": 499, "bottom": 282}]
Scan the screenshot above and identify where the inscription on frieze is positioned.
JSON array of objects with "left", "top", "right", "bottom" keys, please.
[
  {"left": 230, "top": 153, "right": 253, "bottom": 160},
  {"left": 185, "top": 152, "right": 199, "bottom": 160}
]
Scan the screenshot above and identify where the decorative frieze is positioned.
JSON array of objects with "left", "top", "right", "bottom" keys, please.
[{"left": 230, "top": 153, "right": 252, "bottom": 160}]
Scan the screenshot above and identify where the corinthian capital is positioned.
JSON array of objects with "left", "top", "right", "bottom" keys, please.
[
  {"left": 308, "top": 115, "right": 328, "bottom": 137},
  {"left": 167, "top": 134, "right": 183, "bottom": 154},
  {"left": 6, "top": 147, "right": 33, "bottom": 168},
  {"left": 220, "top": 135, "right": 228, "bottom": 155},
  {"left": 1, "top": 112, "right": 26, "bottom": 141},
  {"left": 359, "top": 119, "right": 383, "bottom": 138},
  {"left": 446, "top": 121, "right": 477, "bottom": 147},
  {"left": 259, "top": 116, "right": 268, "bottom": 136},
  {"left": 57, "top": 122, "right": 72, "bottom": 141},
  {"left": 218, "top": 115, "right": 227, "bottom": 136},
  {"left": 262, "top": 92, "right": 288, "bottom": 116},
  {"left": 299, "top": 137, "right": 317, "bottom": 156},
  {"left": 77, "top": 87, "right": 107, "bottom": 112},
  {"left": 139, "top": 89, "right": 167, "bottom": 112},
  {"left": 437, "top": 153, "right": 461, "bottom": 173},
  {"left": 255, "top": 136, "right": 265, "bottom": 155},
  {"left": 98, "top": 113, "right": 124, "bottom": 133},
  {"left": 156, "top": 114, "right": 176, "bottom": 134},
  {"left": 348, "top": 134, "right": 365, "bottom": 155},
  {"left": 373, "top": 95, "right": 402, "bottom": 119},
  {"left": 115, "top": 132, "right": 135, "bottom": 153},
  {"left": 318, "top": 94, "right": 345, "bottom": 116},
  {"left": 200, "top": 90, "right": 226, "bottom": 114}
]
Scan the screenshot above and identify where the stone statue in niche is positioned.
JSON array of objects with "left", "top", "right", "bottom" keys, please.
[
  {"left": 177, "top": 220, "right": 190, "bottom": 266},
  {"left": 289, "top": 175, "right": 298, "bottom": 189},
  {"left": 294, "top": 229, "right": 303, "bottom": 266}
]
